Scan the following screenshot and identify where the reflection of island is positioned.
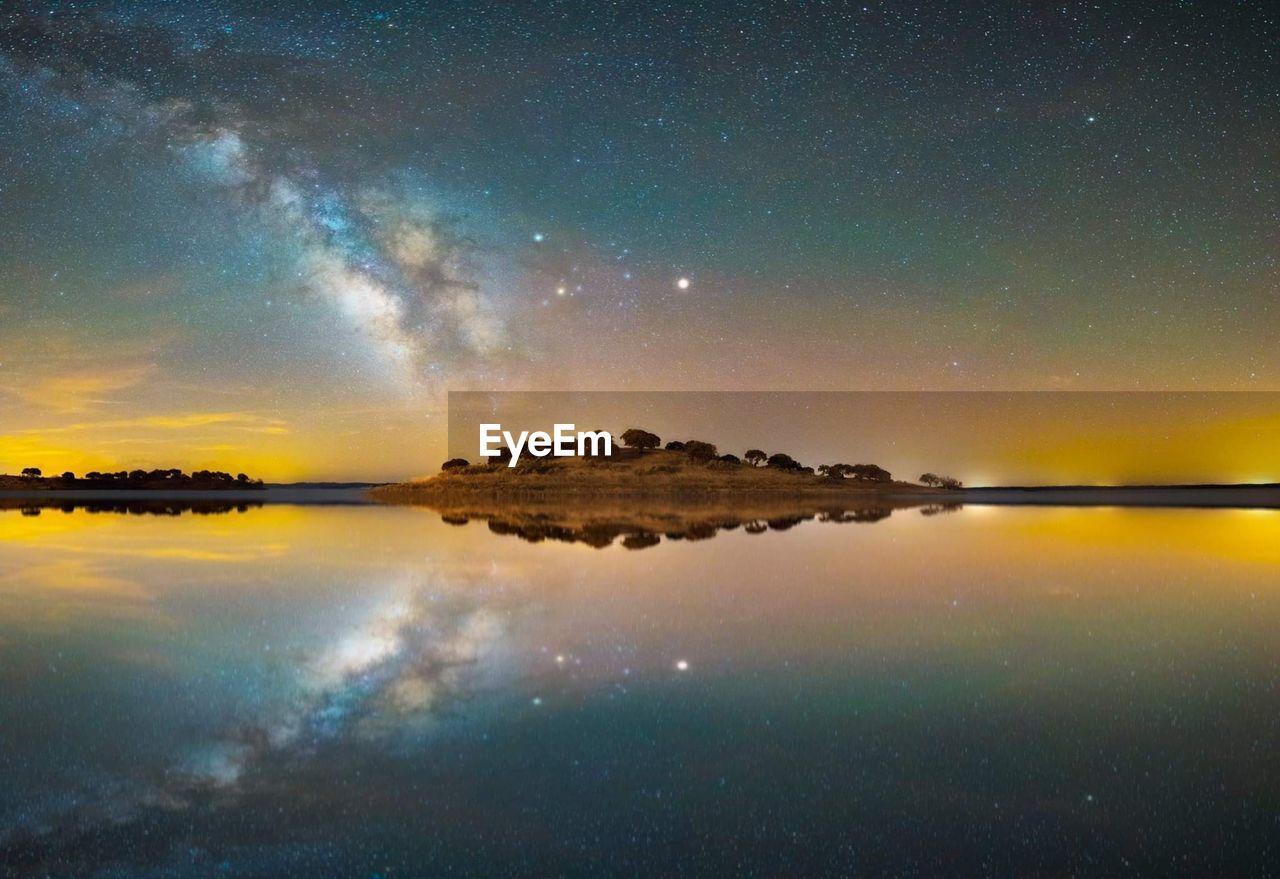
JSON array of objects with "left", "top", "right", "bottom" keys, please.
[
  {"left": 1, "top": 498, "right": 264, "bottom": 516},
  {"left": 395, "top": 496, "right": 951, "bottom": 549}
]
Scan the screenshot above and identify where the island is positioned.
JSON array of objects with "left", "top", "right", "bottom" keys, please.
[{"left": 371, "top": 428, "right": 958, "bottom": 502}]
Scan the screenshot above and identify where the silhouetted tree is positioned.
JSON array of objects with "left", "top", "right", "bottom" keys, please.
[
  {"left": 85, "top": 471, "right": 102, "bottom": 480},
  {"left": 818, "top": 463, "right": 853, "bottom": 479},
  {"left": 620, "top": 428, "right": 661, "bottom": 451},
  {"left": 766, "top": 453, "right": 800, "bottom": 470},
  {"left": 61, "top": 471, "right": 75, "bottom": 480},
  {"left": 20, "top": 467, "right": 41, "bottom": 478},
  {"left": 718, "top": 453, "right": 740, "bottom": 464},
  {"left": 485, "top": 447, "right": 512, "bottom": 466},
  {"left": 743, "top": 449, "right": 767, "bottom": 467},
  {"left": 849, "top": 464, "right": 892, "bottom": 483},
  {"left": 938, "top": 476, "right": 963, "bottom": 490},
  {"left": 919, "top": 472, "right": 941, "bottom": 487},
  {"left": 442, "top": 458, "right": 471, "bottom": 471},
  {"left": 664, "top": 440, "right": 686, "bottom": 451},
  {"left": 684, "top": 440, "right": 718, "bottom": 462}
]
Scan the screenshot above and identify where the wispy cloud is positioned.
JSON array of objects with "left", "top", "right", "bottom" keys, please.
[
  {"left": 23, "top": 411, "right": 289, "bottom": 436},
  {"left": 0, "top": 364, "right": 155, "bottom": 413}
]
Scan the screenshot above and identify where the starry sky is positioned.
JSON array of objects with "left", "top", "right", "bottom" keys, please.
[{"left": 0, "top": 1, "right": 1276, "bottom": 480}]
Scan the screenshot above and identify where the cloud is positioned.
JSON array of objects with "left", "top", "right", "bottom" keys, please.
[
  {"left": 23, "top": 411, "right": 289, "bottom": 436},
  {"left": 0, "top": 364, "right": 155, "bottom": 413}
]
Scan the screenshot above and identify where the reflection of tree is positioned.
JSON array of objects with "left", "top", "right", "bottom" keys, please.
[
  {"left": 1, "top": 499, "right": 262, "bottom": 516},
  {"left": 919, "top": 503, "right": 962, "bottom": 516},
  {"left": 428, "top": 497, "right": 963, "bottom": 550},
  {"left": 622, "top": 533, "right": 661, "bottom": 550}
]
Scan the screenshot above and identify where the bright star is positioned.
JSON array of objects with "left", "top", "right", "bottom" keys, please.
[
  {"left": 533, "top": 233, "right": 545, "bottom": 242},
  {"left": 676, "top": 277, "right": 690, "bottom": 290},
  {"left": 675, "top": 659, "right": 689, "bottom": 671}
]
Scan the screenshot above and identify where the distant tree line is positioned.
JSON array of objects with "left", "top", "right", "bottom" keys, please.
[
  {"left": 11, "top": 467, "right": 263, "bottom": 486},
  {"left": 918, "top": 472, "right": 963, "bottom": 490},
  {"left": 613, "top": 427, "right": 965, "bottom": 488}
]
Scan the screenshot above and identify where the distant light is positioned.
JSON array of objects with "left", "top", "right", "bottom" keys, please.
[
  {"left": 675, "top": 659, "right": 690, "bottom": 671},
  {"left": 676, "top": 277, "right": 691, "bottom": 290},
  {"left": 533, "top": 233, "right": 545, "bottom": 242},
  {"left": 556, "top": 286, "right": 567, "bottom": 296}
]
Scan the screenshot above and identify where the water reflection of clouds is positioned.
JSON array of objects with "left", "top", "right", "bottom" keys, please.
[{"left": 0, "top": 558, "right": 167, "bottom": 628}]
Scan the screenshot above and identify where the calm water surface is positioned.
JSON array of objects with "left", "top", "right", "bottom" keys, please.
[{"left": 1, "top": 503, "right": 1278, "bottom": 876}]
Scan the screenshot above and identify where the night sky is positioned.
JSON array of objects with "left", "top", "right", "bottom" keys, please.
[{"left": 1, "top": 1, "right": 1276, "bottom": 479}]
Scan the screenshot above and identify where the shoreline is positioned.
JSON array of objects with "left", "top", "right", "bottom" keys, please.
[
  {"left": 949, "top": 485, "right": 1280, "bottom": 509},
  {"left": 0, "top": 487, "right": 381, "bottom": 505},
  {"left": 2, "top": 484, "right": 1278, "bottom": 510}
]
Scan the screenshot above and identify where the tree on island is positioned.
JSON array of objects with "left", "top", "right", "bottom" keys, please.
[
  {"left": 766, "top": 452, "right": 800, "bottom": 470},
  {"left": 743, "top": 449, "right": 767, "bottom": 467},
  {"left": 683, "top": 440, "right": 718, "bottom": 462},
  {"left": 718, "top": 453, "right": 740, "bottom": 464},
  {"left": 620, "top": 428, "right": 661, "bottom": 451},
  {"left": 61, "top": 471, "right": 75, "bottom": 480},
  {"left": 848, "top": 464, "right": 892, "bottom": 483},
  {"left": 442, "top": 458, "right": 470, "bottom": 471},
  {"left": 920, "top": 472, "right": 962, "bottom": 489},
  {"left": 818, "top": 463, "right": 853, "bottom": 479},
  {"left": 664, "top": 440, "right": 686, "bottom": 451},
  {"left": 20, "top": 467, "right": 41, "bottom": 478}
]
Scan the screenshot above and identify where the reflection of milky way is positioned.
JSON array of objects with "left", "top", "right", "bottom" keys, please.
[
  {"left": 181, "top": 575, "right": 509, "bottom": 790},
  {"left": 0, "top": 572, "right": 515, "bottom": 851}
]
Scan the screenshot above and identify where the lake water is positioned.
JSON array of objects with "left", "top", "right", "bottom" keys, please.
[{"left": 2, "top": 502, "right": 1278, "bottom": 876}]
